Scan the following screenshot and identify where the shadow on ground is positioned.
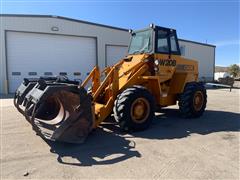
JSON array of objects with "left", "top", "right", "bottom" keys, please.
[
  {"left": 130, "top": 109, "right": 240, "bottom": 139},
  {"left": 47, "top": 128, "right": 141, "bottom": 166},
  {"left": 47, "top": 109, "right": 240, "bottom": 166}
]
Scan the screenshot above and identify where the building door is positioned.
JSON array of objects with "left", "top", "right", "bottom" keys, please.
[{"left": 6, "top": 32, "right": 96, "bottom": 93}]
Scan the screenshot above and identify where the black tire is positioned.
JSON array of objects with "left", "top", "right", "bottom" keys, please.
[
  {"left": 113, "top": 86, "right": 155, "bottom": 132},
  {"left": 178, "top": 82, "right": 207, "bottom": 118}
]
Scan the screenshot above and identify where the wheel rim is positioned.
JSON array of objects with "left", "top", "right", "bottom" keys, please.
[
  {"left": 130, "top": 97, "right": 150, "bottom": 123},
  {"left": 193, "top": 91, "right": 204, "bottom": 111}
]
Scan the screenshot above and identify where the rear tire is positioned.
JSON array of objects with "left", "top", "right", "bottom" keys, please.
[
  {"left": 113, "top": 86, "right": 155, "bottom": 132},
  {"left": 178, "top": 82, "right": 207, "bottom": 118}
]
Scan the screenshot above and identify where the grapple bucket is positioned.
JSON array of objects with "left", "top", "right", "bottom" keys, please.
[{"left": 16, "top": 79, "right": 93, "bottom": 143}]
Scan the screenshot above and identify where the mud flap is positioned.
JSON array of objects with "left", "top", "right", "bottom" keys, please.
[{"left": 17, "top": 80, "right": 93, "bottom": 143}]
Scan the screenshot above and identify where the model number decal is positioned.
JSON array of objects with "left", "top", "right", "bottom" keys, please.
[
  {"left": 157, "top": 59, "right": 176, "bottom": 66},
  {"left": 177, "top": 64, "right": 194, "bottom": 71}
]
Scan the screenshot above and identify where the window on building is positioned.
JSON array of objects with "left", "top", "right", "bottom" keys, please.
[
  {"left": 59, "top": 72, "right": 67, "bottom": 76},
  {"left": 28, "top": 72, "right": 37, "bottom": 76},
  {"left": 44, "top": 72, "right": 53, "bottom": 76},
  {"left": 12, "top": 72, "right": 21, "bottom": 76},
  {"left": 74, "top": 72, "right": 81, "bottom": 76}
]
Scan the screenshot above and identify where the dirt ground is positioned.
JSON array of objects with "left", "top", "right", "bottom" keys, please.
[{"left": 0, "top": 88, "right": 239, "bottom": 179}]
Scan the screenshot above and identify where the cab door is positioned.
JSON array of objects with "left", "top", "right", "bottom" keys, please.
[{"left": 154, "top": 27, "right": 180, "bottom": 82}]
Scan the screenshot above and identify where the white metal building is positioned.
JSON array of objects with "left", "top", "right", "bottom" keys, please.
[
  {"left": 178, "top": 39, "right": 215, "bottom": 82},
  {"left": 0, "top": 14, "right": 215, "bottom": 94}
]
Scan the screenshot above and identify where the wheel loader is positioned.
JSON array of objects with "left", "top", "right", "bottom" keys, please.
[{"left": 14, "top": 25, "right": 207, "bottom": 143}]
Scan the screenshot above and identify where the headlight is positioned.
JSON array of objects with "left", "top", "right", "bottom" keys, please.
[{"left": 154, "top": 60, "right": 159, "bottom": 66}]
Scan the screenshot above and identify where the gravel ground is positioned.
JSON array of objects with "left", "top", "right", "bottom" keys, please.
[{"left": 0, "top": 88, "right": 239, "bottom": 179}]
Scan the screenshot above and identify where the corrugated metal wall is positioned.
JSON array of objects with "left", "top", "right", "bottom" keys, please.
[{"left": 179, "top": 40, "right": 215, "bottom": 81}]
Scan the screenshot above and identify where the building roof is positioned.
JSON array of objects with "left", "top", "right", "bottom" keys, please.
[
  {"left": 0, "top": 14, "right": 129, "bottom": 31},
  {"left": 0, "top": 14, "right": 216, "bottom": 48},
  {"left": 179, "top": 39, "right": 216, "bottom": 48}
]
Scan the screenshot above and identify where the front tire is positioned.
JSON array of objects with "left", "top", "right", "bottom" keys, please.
[
  {"left": 113, "top": 86, "right": 155, "bottom": 132},
  {"left": 178, "top": 82, "right": 207, "bottom": 118}
]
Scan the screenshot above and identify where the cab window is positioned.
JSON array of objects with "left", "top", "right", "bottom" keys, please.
[
  {"left": 169, "top": 32, "right": 180, "bottom": 54},
  {"left": 156, "top": 29, "right": 169, "bottom": 53},
  {"left": 156, "top": 28, "right": 180, "bottom": 55},
  {"left": 170, "top": 33, "right": 177, "bottom": 52},
  {"left": 128, "top": 29, "right": 152, "bottom": 54}
]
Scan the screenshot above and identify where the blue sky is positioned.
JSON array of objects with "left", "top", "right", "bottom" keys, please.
[{"left": 1, "top": 0, "right": 239, "bottom": 66}]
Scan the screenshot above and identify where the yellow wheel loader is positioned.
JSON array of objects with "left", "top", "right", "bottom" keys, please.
[{"left": 14, "top": 25, "right": 207, "bottom": 143}]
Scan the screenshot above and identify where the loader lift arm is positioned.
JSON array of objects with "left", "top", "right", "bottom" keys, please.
[{"left": 80, "top": 56, "right": 152, "bottom": 128}]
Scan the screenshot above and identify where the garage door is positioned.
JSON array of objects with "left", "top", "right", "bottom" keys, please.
[
  {"left": 106, "top": 45, "right": 128, "bottom": 66},
  {"left": 7, "top": 32, "right": 96, "bottom": 93}
]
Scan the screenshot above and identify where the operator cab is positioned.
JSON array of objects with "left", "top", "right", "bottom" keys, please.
[{"left": 128, "top": 25, "right": 181, "bottom": 56}]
